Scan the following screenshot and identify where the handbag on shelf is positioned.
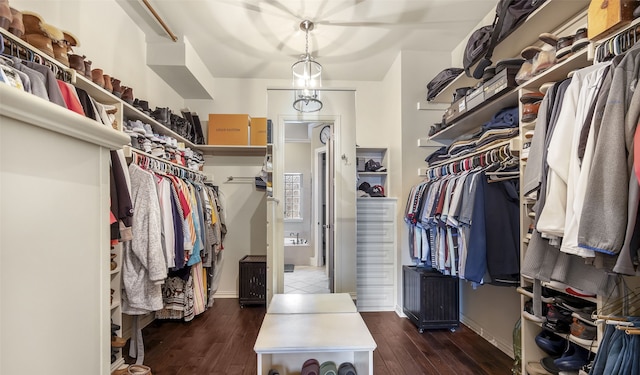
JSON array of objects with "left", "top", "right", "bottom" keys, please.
[{"left": 463, "top": 0, "right": 546, "bottom": 79}]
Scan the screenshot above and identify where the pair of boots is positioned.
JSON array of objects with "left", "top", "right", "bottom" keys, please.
[{"left": 19, "top": 10, "right": 79, "bottom": 67}]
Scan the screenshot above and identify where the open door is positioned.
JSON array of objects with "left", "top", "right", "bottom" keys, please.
[{"left": 325, "top": 125, "right": 335, "bottom": 292}]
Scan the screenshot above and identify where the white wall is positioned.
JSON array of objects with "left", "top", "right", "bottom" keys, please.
[{"left": 202, "top": 156, "right": 267, "bottom": 297}]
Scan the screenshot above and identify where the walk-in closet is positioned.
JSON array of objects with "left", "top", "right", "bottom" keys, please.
[{"left": 2, "top": 1, "right": 640, "bottom": 374}]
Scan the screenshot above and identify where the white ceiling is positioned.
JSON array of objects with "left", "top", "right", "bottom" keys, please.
[{"left": 131, "top": 0, "right": 497, "bottom": 82}]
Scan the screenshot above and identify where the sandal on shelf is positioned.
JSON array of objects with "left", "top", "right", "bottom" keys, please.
[
  {"left": 301, "top": 359, "right": 320, "bottom": 375},
  {"left": 127, "top": 364, "right": 152, "bottom": 375},
  {"left": 338, "top": 362, "right": 357, "bottom": 375},
  {"left": 320, "top": 361, "right": 338, "bottom": 375}
]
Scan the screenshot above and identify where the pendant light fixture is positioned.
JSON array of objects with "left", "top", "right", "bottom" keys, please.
[{"left": 292, "top": 20, "right": 323, "bottom": 112}]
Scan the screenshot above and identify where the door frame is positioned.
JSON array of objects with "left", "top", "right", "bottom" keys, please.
[
  {"left": 267, "top": 88, "right": 357, "bottom": 301},
  {"left": 312, "top": 146, "right": 325, "bottom": 268}
]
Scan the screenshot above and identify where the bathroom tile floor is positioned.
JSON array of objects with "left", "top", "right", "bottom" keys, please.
[{"left": 284, "top": 265, "right": 330, "bottom": 294}]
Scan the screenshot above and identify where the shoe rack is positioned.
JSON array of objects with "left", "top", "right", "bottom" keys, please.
[
  {"left": 110, "top": 243, "right": 126, "bottom": 372},
  {"left": 516, "top": 11, "right": 605, "bottom": 375}
]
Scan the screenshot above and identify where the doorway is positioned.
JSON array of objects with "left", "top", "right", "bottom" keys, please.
[
  {"left": 266, "top": 88, "right": 357, "bottom": 302},
  {"left": 282, "top": 122, "right": 334, "bottom": 294}
]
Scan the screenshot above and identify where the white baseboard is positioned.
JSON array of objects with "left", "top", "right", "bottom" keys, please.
[
  {"left": 395, "top": 304, "right": 406, "bottom": 318},
  {"left": 460, "top": 314, "right": 514, "bottom": 359},
  {"left": 213, "top": 291, "right": 239, "bottom": 298}
]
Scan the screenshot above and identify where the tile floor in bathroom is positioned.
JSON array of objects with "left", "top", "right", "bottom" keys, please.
[{"left": 283, "top": 265, "right": 330, "bottom": 294}]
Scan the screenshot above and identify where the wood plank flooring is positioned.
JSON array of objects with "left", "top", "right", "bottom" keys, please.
[{"left": 128, "top": 298, "right": 514, "bottom": 375}]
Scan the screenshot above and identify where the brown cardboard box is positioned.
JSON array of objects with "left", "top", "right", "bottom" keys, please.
[
  {"left": 250, "top": 117, "right": 267, "bottom": 146},
  {"left": 207, "top": 114, "right": 250, "bottom": 145}
]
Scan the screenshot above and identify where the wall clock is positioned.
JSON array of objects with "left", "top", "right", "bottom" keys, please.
[{"left": 320, "top": 125, "right": 331, "bottom": 144}]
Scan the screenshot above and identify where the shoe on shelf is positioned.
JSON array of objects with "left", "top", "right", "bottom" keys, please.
[
  {"left": 111, "top": 78, "right": 123, "bottom": 97},
  {"left": 554, "top": 342, "right": 590, "bottom": 371},
  {"left": 111, "top": 365, "right": 130, "bottom": 375},
  {"left": 338, "top": 362, "right": 357, "bottom": 375},
  {"left": 571, "top": 28, "right": 589, "bottom": 53},
  {"left": 122, "top": 87, "right": 134, "bottom": 105},
  {"left": 68, "top": 54, "right": 86, "bottom": 76},
  {"left": 570, "top": 317, "right": 597, "bottom": 344},
  {"left": 535, "top": 329, "right": 567, "bottom": 356},
  {"left": 543, "top": 304, "right": 573, "bottom": 334},
  {"left": 91, "top": 68, "right": 105, "bottom": 88},
  {"left": 0, "top": 0, "right": 12, "bottom": 30},
  {"left": 111, "top": 335, "right": 128, "bottom": 348},
  {"left": 9, "top": 8, "right": 24, "bottom": 38},
  {"left": 556, "top": 35, "right": 574, "bottom": 60},
  {"left": 103, "top": 74, "right": 113, "bottom": 93},
  {"left": 127, "top": 364, "right": 152, "bottom": 375},
  {"left": 540, "top": 356, "right": 561, "bottom": 375}
]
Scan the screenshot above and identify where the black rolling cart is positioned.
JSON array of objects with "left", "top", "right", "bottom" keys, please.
[
  {"left": 402, "top": 265, "right": 459, "bottom": 333},
  {"left": 239, "top": 255, "right": 267, "bottom": 307}
]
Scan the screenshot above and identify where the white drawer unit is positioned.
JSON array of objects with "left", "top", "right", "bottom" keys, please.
[{"left": 356, "top": 198, "right": 397, "bottom": 312}]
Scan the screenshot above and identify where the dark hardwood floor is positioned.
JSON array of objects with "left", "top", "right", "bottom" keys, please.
[{"left": 129, "top": 298, "right": 514, "bottom": 375}]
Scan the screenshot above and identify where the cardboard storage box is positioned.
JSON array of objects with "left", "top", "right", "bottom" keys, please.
[
  {"left": 250, "top": 117, "right": 267, "bottom": 146},
  {"left": 207, "top": 114, "right": 250, "bottom": 145}
]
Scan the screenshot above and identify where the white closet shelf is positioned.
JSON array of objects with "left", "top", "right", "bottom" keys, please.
[
  {"left": 429, "top": 89, "right": 519, "bottom": 142},
  {"left": 198, "top": 145, "right": 267, "bottom": 156},
  {"left": 0, "top": 84, "right": 129, "bottom": 150},
  {"left": 121, "top": 101, "right": 198, "bottom": 150},
  {"left": 520, "top": 47, "right": 592, "bottom": 90},
  {"left": 73, "top": 73, "right": 122, "bottom": 105},
  {"left": 429, "top": 0, "right": 590, "bottom": 103}
]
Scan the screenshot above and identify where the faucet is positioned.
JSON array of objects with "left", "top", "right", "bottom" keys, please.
[{"left": 288, "top": 232, "right": 301, "bottom": 244}]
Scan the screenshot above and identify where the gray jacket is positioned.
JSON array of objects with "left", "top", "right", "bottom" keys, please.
[
  {"left": 122, "top": 164, "right": 167, "bottom": 314},
  {"left": 578, "top": 44, "right": 640, "bottom": 256}
]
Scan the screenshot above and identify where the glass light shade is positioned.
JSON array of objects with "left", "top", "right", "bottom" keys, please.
[
  {"left": 292, "top": 53, "right": 322, "bottom": 89},
  {"left": 293, "top": 88, "right": 322, "bottom": 112},
  {"left": 292, "top": 53, "right": 323, "bottom": 112}
]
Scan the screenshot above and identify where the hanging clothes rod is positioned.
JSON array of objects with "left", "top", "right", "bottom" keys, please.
[
  {"left": 594, "top": 18, "right": 640, "bottom": 62},
  {"left": 126, "top": 145, "right": 205, "bottom": 182},
  {"left": 226, "top": 176, "right": 257, "bottom": 182},
  {"left": 422, "top": 138, "right": 519, "bottom": 179}
]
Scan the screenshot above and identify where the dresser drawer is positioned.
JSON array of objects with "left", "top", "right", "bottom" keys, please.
[
  {"left": 357, "top": 221, "right": 394, "bottom": 243},
  {"left": 357, "top": 264, "right": 394, "bottom": 285},
  {"left": 356, "top": 285, "right": 395, "bottom": 311},
  {"left": 357, "top": 199, "right": 396, "bottom": 222},
  {"left": 357, "top": 243, "right": 395, "bottom": 264}
]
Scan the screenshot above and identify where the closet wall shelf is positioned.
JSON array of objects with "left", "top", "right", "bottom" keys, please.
[
  {"left": 121, "top": 101, "right": 198, "bottom": 150},
  {"left": 0, "top": 84, "right": 129, "bottom": 150},
  {"left": 358, "top": 171, "right": 387, "bottom": 176},
  {"left": 429, "top": 89, "right": 519, "bottom": 142},
  {"left": 0, "top": 27, "right": 72, "bottom": 77},
  {"left": 73, "top": 73, "right": 121, "bottom": 105},
  {"left": 430, "top": 0, "right": 589, "bottom": 104},
  {"left": 110, "top": 301, "right": 121, "bottom": 310},
  {"left": 198, "top": 145, "right": 267, "bottom": 157},
  {"left": 539, "top": 281, "right": 598, "bottom": 304}
]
